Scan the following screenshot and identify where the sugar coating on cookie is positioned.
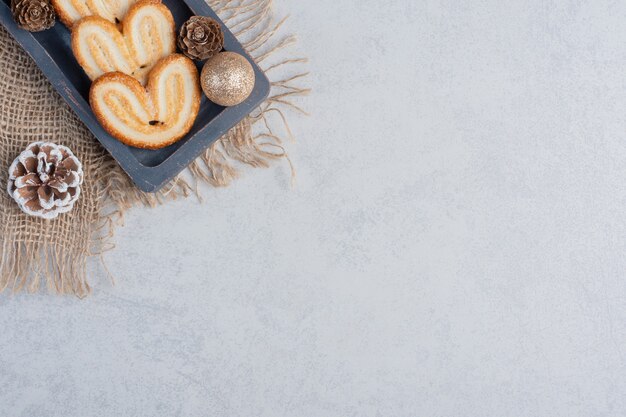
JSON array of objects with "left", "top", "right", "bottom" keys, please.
[
  {"left": 71, "top": 0, "right": 175, "bottom": 84},
  {"left": 89, "top": 54, "right": 201, "bottom": 149},
  {"left": 52, "top": 0, "right": 138, "bottom": 27}
]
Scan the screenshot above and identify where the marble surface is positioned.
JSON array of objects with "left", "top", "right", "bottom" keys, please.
[{"left": 2, "top": 1, "right": 626, "bottom": 416}]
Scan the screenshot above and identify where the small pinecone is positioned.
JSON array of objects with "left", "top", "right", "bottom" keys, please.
[
  {"left": 178, "top": 16, "right": 224, "bottom": 61},
  {"left": 7, "top": 142, "right": 83, "bottom": 219},
  {"left": 11, "top": 0, "right": 55, "bottom": 32}
]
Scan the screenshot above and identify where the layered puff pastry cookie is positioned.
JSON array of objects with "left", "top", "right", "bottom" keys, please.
[
  {"left": 89, "top": 54, "right": 201, "bottom": 149},
  {"left": 52, "top": 0, "right": 138, "bottom": 27},
  {"left": 71, "top": 0, "right": 175, "bottom": 85}
]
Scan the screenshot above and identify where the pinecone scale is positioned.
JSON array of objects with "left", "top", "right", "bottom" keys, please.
[
  {"left": 11, "top": 0, "right": 55, "bottom": 32},
  {"left": 178, "top": 16, "right": 224, "bottom": 61},
  {"left": 7, "top": 142, "right": 83, "bottom": 219}
]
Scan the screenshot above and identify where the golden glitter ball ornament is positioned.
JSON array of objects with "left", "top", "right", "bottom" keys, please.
[{"left": 200, "top": 52, "right": 255, "bottom": 107}]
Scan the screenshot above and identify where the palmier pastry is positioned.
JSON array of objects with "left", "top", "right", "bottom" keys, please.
[
  {"left": 71, "top": 0, "right": 175, "bottom": 84},
  {"left": 90, "top": 54, "right": 201, "bottom": 149},
  {"left": 52, "top": 0, "right": 138, "bottom": 27}
]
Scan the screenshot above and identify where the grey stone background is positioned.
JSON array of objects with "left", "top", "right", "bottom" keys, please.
[{"left": 2, "top": 1, "right": 626, "bottom": 416}]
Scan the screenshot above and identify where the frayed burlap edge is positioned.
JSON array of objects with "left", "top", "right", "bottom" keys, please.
[{"left": 0, "top": 0, "right": 309, "bottom": 297}]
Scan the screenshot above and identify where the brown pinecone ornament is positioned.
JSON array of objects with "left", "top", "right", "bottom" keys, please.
[
  {"left": 7, "top": 142, "right": 83, "bottom": 219},
  {"left": 11, "top": 0, "right": 55, "bottom": 32},
  {"left": 178, "top": 16, "right": 224, "bottom": 61}
]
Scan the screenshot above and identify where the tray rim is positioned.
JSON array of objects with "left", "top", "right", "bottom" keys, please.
[{"left": 0, "top": 0, "right": 271, "bottom": 192}]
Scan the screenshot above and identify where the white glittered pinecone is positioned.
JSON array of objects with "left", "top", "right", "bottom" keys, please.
[{"left": 7, "top": 142, "right": 83, "bottom": 219}]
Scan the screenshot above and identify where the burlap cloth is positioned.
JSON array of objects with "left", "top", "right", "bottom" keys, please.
[{"left": 0, "top": 0, "right": 308, "bottom": 296}]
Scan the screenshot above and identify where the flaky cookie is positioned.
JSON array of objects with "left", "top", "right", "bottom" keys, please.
[
  {"left": 52, "top": 0, "right": 138, "bottom": 27},
  {"left": 71, "top": 0, "right": 175, "bottom": 84},
  {"left": 89, "top": 54, "right": 201, "bottom": 149}
]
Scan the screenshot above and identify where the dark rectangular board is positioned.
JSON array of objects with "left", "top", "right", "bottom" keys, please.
[{"left": 0, "top": 0, "right": 270, "bottom": 192}]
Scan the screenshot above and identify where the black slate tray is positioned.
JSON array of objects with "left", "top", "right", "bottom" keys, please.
[{"left": 0, "top": 0, "right": 270, "bottom": 192}]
